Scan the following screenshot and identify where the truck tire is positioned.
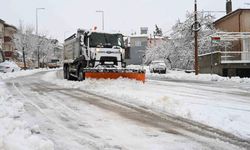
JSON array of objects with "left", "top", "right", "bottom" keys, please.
[
  {"left": 77, "top": 67, "right": 85, "bottom": 81},
  {"left": 66, "top": 66, "right": 75, "bottom": 80},
  {"left": 77, "top": 61, "right": 86, "bottom": 81},
  {"left": 163, "top": 69, "right": 166, "bottom": 74}
]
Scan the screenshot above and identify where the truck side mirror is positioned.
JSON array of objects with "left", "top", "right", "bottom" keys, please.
[{"left": 80, "top": 35, "right": 85, "bottom": 47}]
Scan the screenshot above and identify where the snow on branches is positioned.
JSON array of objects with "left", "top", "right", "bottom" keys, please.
[
  {"left": 13, "top": 21, "right": 59, "bottom": 68},
  {"left": 146, "top": 12, "right": 220, "bottom": 70}
]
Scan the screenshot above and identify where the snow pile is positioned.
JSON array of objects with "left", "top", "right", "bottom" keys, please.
[
  {"left": 0, "top": 68, "right": 55, "bottom": 80},
  {"left": 126, "top": 65, "right": 145, "bottom": 70},
  {"left": 147, "top": 70, "right": 250, "bottom": 83},
  {"left": 0, "top": 82, "right": 54, "bottom": 150},
  {"left": 43, "top": 71, "right": 250, "bottom": 140},
  {"left": 0, "top": 61, "right": 20, "bottom": 69}
]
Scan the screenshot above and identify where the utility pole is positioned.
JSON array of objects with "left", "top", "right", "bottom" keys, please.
[
  {"left": 194, "top": 0, "right": 199, "bottom": 75},
  {"left": 36, "top": 8, "right": 45, "bottom": 68},
  {"left": 22, "top": 47, "right": 26, "bottom": 70}
]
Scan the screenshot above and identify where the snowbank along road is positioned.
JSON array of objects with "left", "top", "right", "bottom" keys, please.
[{"left": 2, "top": 70, "right": 250, "bottom": 150}]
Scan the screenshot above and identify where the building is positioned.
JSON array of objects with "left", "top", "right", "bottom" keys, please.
[
  {"left": 125, "top": 27, "right": 167, "bottom": 65},
  {"left": 214, "top": 9, "right": 250, "bottom": 52},
  {"left": 125, "top": 27, "right": 148, "bottom": 65},
  {"left": 0, "top": 19, "right": 17, "bottom": 59},
  {"left": 147, "top": 35, "right": 168, "bottom": 48},
  {"left": 199, "top": 1, "right": 250, "bottom": 77},
  {"left": 125, "top": 35, "right": 148, "bottom": 65}
]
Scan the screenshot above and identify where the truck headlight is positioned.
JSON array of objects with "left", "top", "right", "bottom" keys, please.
[
  {"left": 119, "top": 48, "right": 124, "bottom": 54},
  {"left": 96, "top": 48, "right": 100, "bottom": 52}
]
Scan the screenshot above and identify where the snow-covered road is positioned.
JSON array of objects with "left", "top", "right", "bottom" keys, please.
[{"left": 1, "top": 70, "right": 246, "bottom": 150}]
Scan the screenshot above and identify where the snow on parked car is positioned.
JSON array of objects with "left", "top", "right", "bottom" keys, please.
[
  {"left": 0, "top": 61, "right": 21, "bottom": 73},
  {"left": 149, "top": 60, "right": 167, "bottom": 74}
]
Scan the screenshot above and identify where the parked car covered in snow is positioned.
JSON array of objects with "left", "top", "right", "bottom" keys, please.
[
  {"left": 149, "top": 60, "right": 167, "bottom": 74},
  {"left": 0, "top": 61, "right": 21, "bottom": 73},
  {"left": 47, "top": 59, "right": 61, "bottom": 68}
]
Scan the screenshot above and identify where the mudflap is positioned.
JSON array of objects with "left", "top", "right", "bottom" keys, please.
[{"left": 83, "top": 68, "right": 146, "bottom": 83}]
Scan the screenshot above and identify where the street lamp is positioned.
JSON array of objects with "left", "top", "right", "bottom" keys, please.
[
  {"left": 36, "top": 8, "right": 45, "bottom": 35},
  {"left": 36, "top": 7, "right": 45, "bottom": 68},
  {"left": 96, "top": 10, "right": 104, "bottom": 30}
]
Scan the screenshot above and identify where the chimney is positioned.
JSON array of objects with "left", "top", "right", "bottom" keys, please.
[{"left": 226, "top": 0, "right": 232, "bottom": 14}]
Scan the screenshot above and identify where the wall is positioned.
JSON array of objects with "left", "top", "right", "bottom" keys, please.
[
  {"left": 199, "top": 52, "right": 222, "bottom": 75},
  {"left": 215, "top": 12, "right": 240, "bottom": 32},
  {"left": 241, "top": 11, "right": 250, "bottom": 32},
  {"left": 125, "top": 36, "right": 148, "bottom": 65},
  {"left": 199, "top": 52, "right": 250, "bottom": 77}
]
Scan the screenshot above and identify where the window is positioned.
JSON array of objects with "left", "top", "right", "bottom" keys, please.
[{"left": 135, "top": 41, "right": 141, "bottom": 47}]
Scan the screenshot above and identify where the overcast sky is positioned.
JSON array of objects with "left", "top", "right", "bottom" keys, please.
[{"left": 0, "top": 0, "right": 248, "bottom": 42}]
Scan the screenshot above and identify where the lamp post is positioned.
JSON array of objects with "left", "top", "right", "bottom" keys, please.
[
  {"left": 96, "top": 10, "right": 104, "bottom": 30},
  {"left": 194, "top": 0, "right": 199, "bottom": 75},
  {"left": 36, "top": 8, "right": 45, "bottom": 68}
]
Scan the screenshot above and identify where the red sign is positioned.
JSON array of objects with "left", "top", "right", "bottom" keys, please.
[
  {"left": 4, "top": 51, "right": 13, "bottom": 58},
  {"left": 211, "top": 37, "right": 220, "bottom": 41}
]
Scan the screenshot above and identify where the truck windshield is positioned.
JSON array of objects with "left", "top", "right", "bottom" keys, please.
[{"left": 89, "top": 33, "right": 125, "bottom": 48}]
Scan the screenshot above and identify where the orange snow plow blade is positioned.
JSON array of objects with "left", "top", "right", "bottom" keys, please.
[
  {"left": 85, "top": 72, "right": 145, "bottom": 82},
  {"left": 84, "top": 68, "right": 146, "bottom": 82}
]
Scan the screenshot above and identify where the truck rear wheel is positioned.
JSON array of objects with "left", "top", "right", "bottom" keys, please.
[
  {"left": 63, "top": 65, "right": 68, "bottom": 79},
  {"left": 66, "top": 66, "right": 74, "bottom": 80}
]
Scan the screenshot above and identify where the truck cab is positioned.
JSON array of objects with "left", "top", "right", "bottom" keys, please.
[
  {"left": 63, "top": 29, "right": 126, "bottom": 80},
  {"left": 87, "top": 32, "right": 125, "bottom": 67}
]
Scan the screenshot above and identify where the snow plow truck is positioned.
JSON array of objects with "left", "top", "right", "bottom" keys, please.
[{"left": 63, "top": 29, "right": 145, "bottom": 82}]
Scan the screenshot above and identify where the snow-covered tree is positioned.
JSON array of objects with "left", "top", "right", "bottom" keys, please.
[
  {"left": 14, "top": 21, "right": 60, "bottom": 68},
  {"left": 146, "top": 12, "right": 227, "bottom": 70}
]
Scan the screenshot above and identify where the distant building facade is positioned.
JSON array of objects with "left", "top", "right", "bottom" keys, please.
[
  {"left": 0, "top": 19, "right": 17, "bottom": 59},
  {"left": 125, "top": 35, "right": 148, "bottom": 65},
  {"left": 125, "top": 27, "right": 167, "bottom": 65}
]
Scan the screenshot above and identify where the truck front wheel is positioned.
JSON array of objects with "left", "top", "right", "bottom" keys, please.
[
  {"left": 66, "top": 66, "right": 74, "bottom": 80},
  {"left": 77, "top": 67, "right": 85, "bottom": 81}
]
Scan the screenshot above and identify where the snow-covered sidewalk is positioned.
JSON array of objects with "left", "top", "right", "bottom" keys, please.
[
  {"left": 147, "top": 69, "right": 250, "bottom": 84},
  {"left": 0, "top": 81, "right": 54, "bottom": 150},
  {"left": 0, "top": 69, "right": 56, "bottom": 150},
  {"left": 0, "top": 68, "right": 52, "bottom": 80},
  {"left": 43, "top": 70, "right": 250, "bottom": 141}
]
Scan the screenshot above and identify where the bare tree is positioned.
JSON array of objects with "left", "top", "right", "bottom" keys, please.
[{"left": 14, "top": 21, "right": 59, "bottom": 68}]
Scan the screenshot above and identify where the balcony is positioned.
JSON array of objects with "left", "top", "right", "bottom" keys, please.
[{"left": 221, "top": 51, "right": 250, "bottom": 63}]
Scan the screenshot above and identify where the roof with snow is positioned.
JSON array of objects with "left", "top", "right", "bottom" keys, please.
[{"left": 214, "top": 9, "right": 250, "bottom": 25}]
